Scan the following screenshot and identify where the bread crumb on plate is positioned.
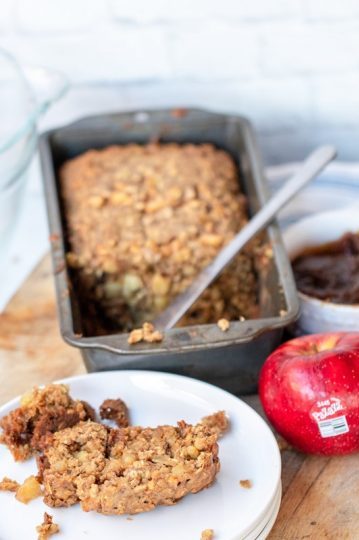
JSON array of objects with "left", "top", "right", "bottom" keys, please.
[
  {"left": 99, "top": 398, "right": 130, "bottom": 427},
  {"left": 0, "top": 476, "right": 20, "bottom": 492},
  {"left": 36, "top": 512, "right": 60, "bottom": 540},
  {"left": 201, "top": 529, "right": 214, "bottom": 539},
  {"left": 16, "top": 475, "right": 42, "bottom": 503},
  {"left": 239, "top": 479, "right": 252, "bottom": 489}
]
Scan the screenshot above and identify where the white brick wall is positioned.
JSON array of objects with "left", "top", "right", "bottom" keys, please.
[
  {"left": 2, "top": 28, "right": 170, "bottom": 81},
  {"left": 170, "top": 23, "right": 260, "bottom": 80},
  {"left": 312, "top": 74, "right": 359, "bottom": 127},
  {"left": 1, "top": 0, "right": 359, "bottom": 163},
  {"left": 302, "top": 0, "right": 359, "bottom": 20},
  {"left": 109, "top": 0, "right": 302, "bottom": 22},
  {"left": 14, "top": 0, "right": 105, "bottom": 33},
  {"left": 261, "top": 22, "right": 359, "bottom": 75}
]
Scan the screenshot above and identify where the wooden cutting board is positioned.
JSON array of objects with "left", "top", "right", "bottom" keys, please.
[{"left": 0, "top": 255, "right": 358, "bottom": 539}]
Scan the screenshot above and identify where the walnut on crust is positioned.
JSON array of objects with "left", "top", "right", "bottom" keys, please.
[
  {"left": 40, "top": 419, "right": 220, "bottom": 515},
  {"left": 0, "top": 384, "right": 95, "bottom": 461}
]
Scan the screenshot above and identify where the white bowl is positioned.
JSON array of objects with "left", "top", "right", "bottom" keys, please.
[{"left": 283, "top": 206, "right": 359, "bottom": 334}]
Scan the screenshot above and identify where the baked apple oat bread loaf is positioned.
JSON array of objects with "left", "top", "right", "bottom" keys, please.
[
  {"left": 60, "top": 143, "right": 258, "bottom": 334},
  {"left": 40, "top": 419, "right": 220, "bottom": 515}
]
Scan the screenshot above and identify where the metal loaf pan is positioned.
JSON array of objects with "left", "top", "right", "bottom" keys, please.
[{"left": 39, "top": 108, "right": 299, "bottom": 394}]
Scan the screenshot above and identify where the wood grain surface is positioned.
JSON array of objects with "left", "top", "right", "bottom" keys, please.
[{"left": 0, "top": 255, "right": 358, "bottom": 539}]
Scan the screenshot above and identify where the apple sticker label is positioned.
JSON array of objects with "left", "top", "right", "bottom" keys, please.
[{"left": 311, "top": 397, "right": 350, "bottom": 438}]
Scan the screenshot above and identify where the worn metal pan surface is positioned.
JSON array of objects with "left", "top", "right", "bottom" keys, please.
[{"left": 39, "top": 108, "right": 299, "bottom": 394}]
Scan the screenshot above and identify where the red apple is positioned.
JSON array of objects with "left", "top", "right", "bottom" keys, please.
[{"left": 259, "top": 332, "right": 359, "bottom": 455}]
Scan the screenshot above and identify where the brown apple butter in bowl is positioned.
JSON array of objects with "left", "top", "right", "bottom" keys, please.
[{"left": 292, "top": 231, "right": 359, "bottom": 304}]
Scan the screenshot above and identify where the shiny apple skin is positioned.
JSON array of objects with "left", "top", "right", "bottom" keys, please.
[{"left": 259, "top": 333, "right": 359, "bottom": 455}]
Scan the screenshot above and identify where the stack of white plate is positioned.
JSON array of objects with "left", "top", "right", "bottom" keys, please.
[
  {"left": 245, "top": 482, "right": 282, "bottom": 539},
  {"left": 0, "top": 371, "right": 282, "bottom": 540}
]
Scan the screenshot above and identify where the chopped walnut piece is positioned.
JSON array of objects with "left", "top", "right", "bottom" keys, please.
[
  {"left": 0, "top": 476, "right": 20, "bottom": 492},
  {"left": 87, "top": 195, "right": 106, "bottom": 208},
  {"left": 127, "top": 328, "right": 144, "bottom": 344},
  {"left": 36, "top": 512, "right": 60, "bottom": 540},
  {"left": 109, "top": 192, "right": 132, "bottom": 205},
  {"left": 217, "top": 318, "right": 230, "bottom": 332},
  {"left": 201, "top": 234, "right": 223, "bottom": 248},
  {"left": 201, "top": 411, "right": 229, "bottom": 438},
  {"left": 239, "top": 479, "right": 252, "bottom": 489},
  {"left": 16, "top": 475, "right": 42, "bottom": 503},
  {"left": 143, "top": 322, "right": 163, "bottom": 342},
  {"left": 201, "top": 529, "right": 214, "bottom": 540},
  {"left": 128, "top": 322, "right": 163, "bottom": 345},
  {"left": 100, "top": 398, "right": 129, "bottom": 427},
  {"left": 145, "top": 331, "right": 163, "bottom": 343}
]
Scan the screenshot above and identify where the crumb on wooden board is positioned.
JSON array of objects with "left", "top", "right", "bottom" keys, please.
[{"left": 276, "top": 435, "right": 292, "bottom": 452}]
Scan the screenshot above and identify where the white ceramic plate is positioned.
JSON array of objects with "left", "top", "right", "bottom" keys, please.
[
  {"left": 249, "top": 484, "right": 282, "bottom": 540},
  {"left": 0, "top": 371, "right": 281, "bottom": 540}
]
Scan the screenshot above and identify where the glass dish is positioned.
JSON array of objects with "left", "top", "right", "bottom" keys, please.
[{"left": 0, "top": 49, "right": 68, "bottom": 264}]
